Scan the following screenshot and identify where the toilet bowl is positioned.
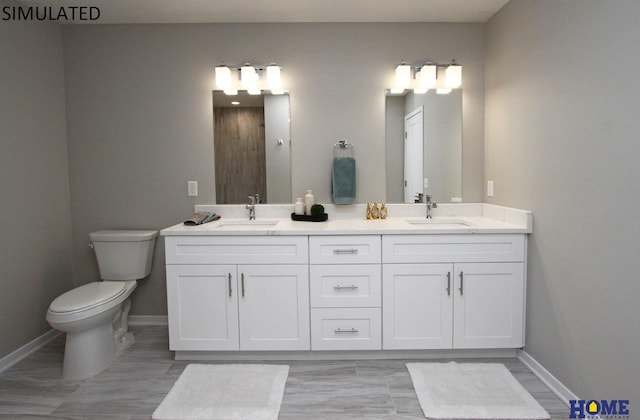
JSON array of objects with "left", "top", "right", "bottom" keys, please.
[{"left": 46, "top": 230, "right": 157, "bottom": 380}]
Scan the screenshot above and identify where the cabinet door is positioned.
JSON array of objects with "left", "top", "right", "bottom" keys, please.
[
  {"left": 453, "top": 262, "right": 524, "bottom": 349},
  {"left": 238, "top": 265, "right": 310, "bottom": 351},
  {"left": 383, "top": 263, "right": 453, "bottom": 349},
  {"left": 166, "top": 265, "right": 239, "bottom": 351}
]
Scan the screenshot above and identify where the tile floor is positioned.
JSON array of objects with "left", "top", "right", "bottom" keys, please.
[{"left": 0, "top": 326, "right": 569, "bottom": 419}]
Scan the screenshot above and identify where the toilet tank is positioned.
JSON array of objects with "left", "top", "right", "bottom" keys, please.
[{"left": 89, "top": 230, "right": 158, "bottom": 281}]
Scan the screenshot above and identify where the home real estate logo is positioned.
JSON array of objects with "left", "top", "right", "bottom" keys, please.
[{"left": 569, "top": 399, "right": 630, "bottom": 419}]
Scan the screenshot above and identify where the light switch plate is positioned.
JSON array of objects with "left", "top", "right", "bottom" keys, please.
[{"left": 187, "top": 181, "right": 198, "bottom": 197}]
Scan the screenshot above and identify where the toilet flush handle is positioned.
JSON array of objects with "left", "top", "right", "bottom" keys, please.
[{"left": 88, "top": 243, "right": 94, "bottom": 249}]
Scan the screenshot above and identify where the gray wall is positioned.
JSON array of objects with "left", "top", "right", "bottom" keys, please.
[
  {"left": 0, "top": 0, "right": 73, "bottom": 358},
  {"left": 485, "top": 0, "right": 640, "bottom": 403},
  {"left": 62, "top": 23, "right": 486, "bottom": 315}
]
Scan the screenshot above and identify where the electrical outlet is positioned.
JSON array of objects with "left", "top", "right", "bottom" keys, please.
[
  {"left": 187, "top": 181, "right": 198, "bottom": 197},
  {"left": 487, "top": 180, "right": 494, "bottom": 197},
  {"left": 423, "top": 178, "right": 429, "bottom": 189}
]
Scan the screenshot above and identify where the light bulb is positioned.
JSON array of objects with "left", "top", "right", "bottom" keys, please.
[
  {"left": 395, "top": 63, "right": 411, "bottom": 88},
  {"left": 215, "top": 66, "right": 231, "bottom": 90},
  {"left": 241, "top": 65, "right": 257, "bottom": 89},
  {"left": 445, "top": 62, "right": 462, "bottom": 88},
  {"left": 419, "top": 64, "right": 437, "bottom": 88}
]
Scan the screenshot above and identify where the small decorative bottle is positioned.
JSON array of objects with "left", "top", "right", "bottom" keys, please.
[
  {"left": 304, "top": 190, "right": 315, "bottom": 215},
  {"left": 371, "top": 203, "right": 380, "bottom": 219},
  {"left": 380, "top": 203, "right": 388, "bottom": 219},
  {"left": 294, "top": 198, "right": 305, "bottom": 215},
  {"left": 366, "top": 203, "right": 373, "bottom": 220}
]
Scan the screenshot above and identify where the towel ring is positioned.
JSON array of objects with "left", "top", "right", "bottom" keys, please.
[{"left": 333, "top": 140, "right": 354, "bottom": 158}]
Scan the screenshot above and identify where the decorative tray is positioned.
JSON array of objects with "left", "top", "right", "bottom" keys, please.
[{"left": 290, "top": 212, "right": 328, "bottom": 222}]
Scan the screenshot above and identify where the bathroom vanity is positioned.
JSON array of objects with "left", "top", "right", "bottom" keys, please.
[{"left": 161, "top": 203, "right": 531, "bottom": 359}]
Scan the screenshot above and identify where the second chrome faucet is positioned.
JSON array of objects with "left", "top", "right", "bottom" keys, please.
[{"left": 425, "top": 194, "right": 437, "bottom": 219}]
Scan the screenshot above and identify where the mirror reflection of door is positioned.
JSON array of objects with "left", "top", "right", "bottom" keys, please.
[
  {"left": 214, "top": 106, "right": 266, "bottom": 204},
  {"left": 404, "top": 106, "right": 423, "bottom": 203}
]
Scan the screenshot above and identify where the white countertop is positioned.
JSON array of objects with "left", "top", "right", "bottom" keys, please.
[{"left": 161, "top": 203, "right": 532, "bottom": 236}]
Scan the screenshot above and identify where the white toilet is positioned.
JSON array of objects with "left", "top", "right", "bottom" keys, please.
[{"left": 46, "top": 229, "right": 158, "bottom": 380}]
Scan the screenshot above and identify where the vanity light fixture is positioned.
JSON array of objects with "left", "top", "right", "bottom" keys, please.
[
  {"left": 419, "top": 63, "right": 437, "bottom": 89},
  {"left": 445, "top": 59, "right": 462, "bottom": 88},
  {"left": 395, "top": 62, "right": 412, "bottom": 89},
  {"left": 215, "top": 62, "right": 286, "bottom": 95},
  {"left": 389, "top": 59, "right": 462, "bottom": 94},
  {"left": 240, "top": 64, "right": 258, "bottom": 89},
  {"left": 215, "top": 65, "right": 231, "bottom": 90},
  {"left": 266, "top": 64, "right": 284, "bottom": 95}
]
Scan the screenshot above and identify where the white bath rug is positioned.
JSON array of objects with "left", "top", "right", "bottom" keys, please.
[
  {"left": 407, "top": 362, "right": 550, "bottom": 420},
  {"left": 152, "top": 363, "right": 289, "bottom": 420}
]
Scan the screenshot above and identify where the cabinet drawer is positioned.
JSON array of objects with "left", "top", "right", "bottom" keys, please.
[
  {"left": 309, "top": 235, "right": 381, "bottom": 264},
  {"left": 165, "top": 236, "right": 308, "bottom": 265},
  {"left": 310, "top": 308, "right": 381, "bottom": 350},
  {"left": 382, "top": 234, "right": 525, "bottom": 263},
  {"left": 310, "top": 265, "right": 381, "bottom": 308}
]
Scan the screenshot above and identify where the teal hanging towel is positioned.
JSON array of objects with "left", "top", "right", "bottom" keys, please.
[{"left": 331, "top": 140, "right": 356, "bottom": 204}]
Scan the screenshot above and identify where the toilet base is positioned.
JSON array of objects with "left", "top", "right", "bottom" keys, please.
[
  {"left": 62, "top": 311, "right": 118, "bottom": 380},
  {"left": 59, "top": 299, "right": 136, "bottom": 381}
]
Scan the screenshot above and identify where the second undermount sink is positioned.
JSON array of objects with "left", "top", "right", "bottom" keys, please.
[
  {"left": 405, "top": 218, "right": 471, "bottom": 228},
  {"left": 215, "top": 219, "right": 280, "bottom": 230}
]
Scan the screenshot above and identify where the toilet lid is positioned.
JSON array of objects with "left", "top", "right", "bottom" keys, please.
[{"left": 49, "top": 282, "right": 127, "bottom": 313}]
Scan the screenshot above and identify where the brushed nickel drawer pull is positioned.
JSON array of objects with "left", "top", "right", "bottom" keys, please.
[
  {"left": 459, "top": 272, "right": 464, "bottom": 295},
  {"left": 241, "top": 273, "right": 245, "bottom": 297},
  {"left": 228, "top": 273, "right": 232, "bottom": 297},
  {"left": 334, "top": 328, "right": 359, "bottom": 333},
  {"left": 446, "top": 272, "right": 451, "bottom": 296},
  {"left": 333, "top": 248, "right": 358, "bottom": 254},
  {"left": 334, "top": 284, "right": 359, "bottom": 290}
]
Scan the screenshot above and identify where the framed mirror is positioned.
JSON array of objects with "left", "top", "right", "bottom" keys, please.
[
  {"left": 213, "top": 91, "right": 291, "bottom": 204},
  {"left": 385, "top": 90, "right": 462, "bottom": 203}
]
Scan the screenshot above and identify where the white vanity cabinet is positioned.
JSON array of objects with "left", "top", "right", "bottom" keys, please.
[
  {"left": 162, "top": 212, "right": 531, "bottom": 356},
  {"left": 309, "top": 236, "right": 382, "bottom": 350},
  {"left": 382, "top": 234, "right": 526, "bottom": 350},
  {"left": 164, "top": 236, "right": 310, "bottom": 351}
]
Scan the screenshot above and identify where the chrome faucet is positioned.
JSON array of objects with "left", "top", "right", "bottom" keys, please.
[
  {"left": 246, "top": 195, "right": 257, "bottom": 220},
  {"left": 425, "top": 194, "right": 438, "bottom": 219}
]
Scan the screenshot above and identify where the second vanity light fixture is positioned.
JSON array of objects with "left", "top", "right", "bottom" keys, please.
[
  {"left": 391, "top": 59, "right": 462, "bottom": 95},
  {"left": 215, "top": 63, "right": 285, "bottom": 96}
]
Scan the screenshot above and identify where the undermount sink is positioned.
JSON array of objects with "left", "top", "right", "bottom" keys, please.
[
  {"left": 406, "top": 219, "right": 470, "bottom": 228},
  {"left": 215, "top": 219, "right": 280, "bottom": 230}
]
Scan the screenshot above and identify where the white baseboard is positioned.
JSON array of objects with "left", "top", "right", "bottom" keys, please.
[
  {"left": 0, "top": 316, "right": 166, "bottom": 373},
  {"left": 0, "top": 329, "right": 61, "bottom": 374},
  {"left": 518, "top": 349, "right": 577, "bottom": 407},
  {"left": 128, "top": 315, "right": 168, "bottom": 326}
]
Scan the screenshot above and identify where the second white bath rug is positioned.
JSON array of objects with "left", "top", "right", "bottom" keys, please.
[{"left": 407, "top": 361, "right": 550, "bottom": 420}]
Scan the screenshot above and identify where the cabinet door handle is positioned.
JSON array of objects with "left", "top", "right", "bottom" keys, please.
[
  {"left": 446, "top": 272, "right": 451, "bottom": 296},
  {"left": 241, "top": 273, "right": 245, "bottom": 297},
  {"left": 459, "top": 272, "right": 464, "bottom": 295},
  {"left": 333, "top": 248, "right": 358, "bottom": 254},
  {"left": 334, "top": 284, "right": 359, "bottom": 290},
  {"left": 228, "top": 273, "right": 232, "bottom": 297},
  {"left": 334, "top": 328, "right": 359, "bottom": 333}
]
